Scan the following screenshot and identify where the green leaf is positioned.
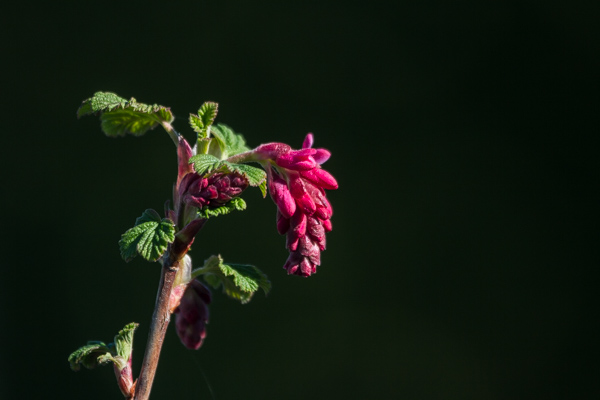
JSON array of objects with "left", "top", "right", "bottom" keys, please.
[
  {"left": 78, "top": 92, "right": 174, "bottom": 137},
  {"left": 189, "top": 155, "right": 266, "bottom": 193},
  {"left": 114, "top": 322, "right": 138, "bottom": 362},
  {"left": 68, "top": 342, "right": 112, "bottom": 371},
  {"left": 119, "top": 209, "right": 175, "bottom": 262},
  {"left": 198, "top": 102, "right": 219, "bottom": 128},
  {"left": 77, "top": 92, "right": 128, "bottom": 117},
  {"left": 196, "top": 197, "right": 247, "bottom": 219},
  {"left": 189, "top": 102, "right": 219, "bottom": 138},
  {"left": 198, "top": 255, "right": 271, "bottom": 304},
  {"left": 68, "top": 322, "right": 138, "bottom": 373},
  {"left": 189, "top": 114, "right": 205, "bottom": 135},
  {"left": 100, "top": 109, "right": 160, "bottom": 137},
  {"left": 258, "top": 179, "right": 268, "bottom": 198},
  {"left": 209, "top": 124, "right": 250, "bottom": 159},
  {"left": 230, "top": 163, "right": 267, "bottom": 189},
  {"left": 189, "top": 154, "right": 225, "bottom": 176}
]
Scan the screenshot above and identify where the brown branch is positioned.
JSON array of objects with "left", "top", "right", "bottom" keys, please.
[{"left": 132, "top": 247, "right": 182, "bottom": 400}]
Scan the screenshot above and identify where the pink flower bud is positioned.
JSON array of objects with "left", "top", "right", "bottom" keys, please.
[
  {"left": 302, "top": 133, "right": 314, "bottom": 149},
  {"left": 254, "top": 143, "right": 292, "bottom": 159},
  {"left": 313, "top": 149, "right": 331, "bottom": 164},
  {"left": 269, "top": 173, "right": 296, "bottom": 219},
  {"left": 299, "top": 168, "right": 338, "bottom": 190},
  {"left": 174, "top": 280, "right": 212, "bottom": 350},
  {"left": 290, "top": 210, "right": 307, "bottom": 241},
  {"left": 307, "top": 216, "right": 325, "bottom": 241},
  {"left": 177, "top": 137, "right": 195, "bottom": 186},
  {"left": 275, "top": 153, "right": 317, "bottom": 171}
]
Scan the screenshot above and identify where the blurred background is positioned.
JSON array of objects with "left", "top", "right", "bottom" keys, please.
[{"left": 1, "top": 1, "right": 598, "bottom": 399}]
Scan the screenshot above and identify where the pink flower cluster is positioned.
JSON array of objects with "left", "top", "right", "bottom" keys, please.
[
  {"left": 255, "top": 134, "right": 338, "bottom": 276},
  {"left": 179, "top": 172, "right": 249, "bottom": 209},
  {"left": 172, "top": 137, "right": 250, "bottom": 247}
]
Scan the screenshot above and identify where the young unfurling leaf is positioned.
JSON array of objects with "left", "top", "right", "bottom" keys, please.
[{"left": 189, "top": 102, "right": 218, "bottom": 139}]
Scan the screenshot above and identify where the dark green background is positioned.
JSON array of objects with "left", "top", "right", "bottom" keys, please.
[{"left": 2, "top": 1, "right": 597, "bottom": 399}]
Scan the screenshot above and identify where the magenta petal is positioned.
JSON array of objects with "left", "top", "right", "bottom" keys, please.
[
  {"left": 303, "top": 180, "right": 326, "bottom": 203},
  {"left": 315, "top": 196, "right": 333, "bottom": 220},
  {"left": 307, "top": 217, "right": 325, "bottom": 240},
  {"left": 190, "top": 177, "right": 208, "bottom": 196},
  {"left": 218, "top": 193, "right": 231, "bottom": 202},
  {"left": 286, "top": 232, "right": 299, "bottom": 251},
  {"left": 313, "top": 149, "right": 331, "bottom": 164},
  {"left": 299, "top": 168, "right": 338, "bottom": 190},
  {"left": 215, "top": 175, "right": 230, "bottom": 190},
  {"left": 275, "top": 154, "right": 317, "bottom": 171},
  {"left": 254, "top": 143, "right": 292, "bottom": 159},
  {"left": 178, "top": 173, "right": 196, "bottom": 202},
  {"left": 276, "top": 210, "right": 290, "bottom": 234},
  {"left": 285, "top": 262, "right": 298, "bottom": 275},
  {"left": 295, "top": 193, "right": 316, "bottom": 215},
  {"left": 315, "top": 234, "right": 326, "bottom": 251},
  {"left": 322, "top": 218, "right": 332, "bottom": 232},
  {"left": 183, "top": 194, "right": 205, "bottom": 208},
  {"left": 283, "top": 252, "right": 303, "bottom": 275},
  {"left": 300, "top": 258, "right": 313, "bottom": 276},
  {"left": 290, "top": 210, "right": 307, "bottom": 240},
  {"left": 290, "top": 176, "right": 317, "bottom": 215},
  {"left": 289, "top": 174, "right": 306, "bottom": 197},
  {"left": 314, "top": 168, "right": 338, "bottom": 189},
  {"left": 269, "top": 174, "right": 296, "bottom": 218},
  {"left": 202, "top": 186, "right": 218, "bottom": 199},
  {"left": 314, "top": 205, "right": 332, "bottom": 220},
  {"left": 227, "top": 187, "right": 243, "bottom": 196},
  {"left": 302, "top": 133, "right": 314, "bottom": 149},
  {"left": 287, "top": 159, "right": 317, "bottom": 171},
  {"left": 290, "top": 148, "right": 317, "bottom": 157},
  {"left": 298, "top": 235, "right": 320, "bottom": 259}
]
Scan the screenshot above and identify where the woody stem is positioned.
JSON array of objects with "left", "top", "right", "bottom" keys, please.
[{"left": 132, "top": 245, "right": 182, "bottom": 400}]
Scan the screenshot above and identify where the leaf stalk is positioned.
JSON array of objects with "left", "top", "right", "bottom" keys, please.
[{"left": 161, "top": 121, "right": 180, "bottom": 147}]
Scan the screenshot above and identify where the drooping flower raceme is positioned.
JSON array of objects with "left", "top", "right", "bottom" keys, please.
[{"left": 254, "top": 134, "right": 338, "bottom": 276}]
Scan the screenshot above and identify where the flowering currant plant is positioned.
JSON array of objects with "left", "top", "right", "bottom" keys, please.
[{"left": 68, "top": 92, "right": 338, "bottom": 400}]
